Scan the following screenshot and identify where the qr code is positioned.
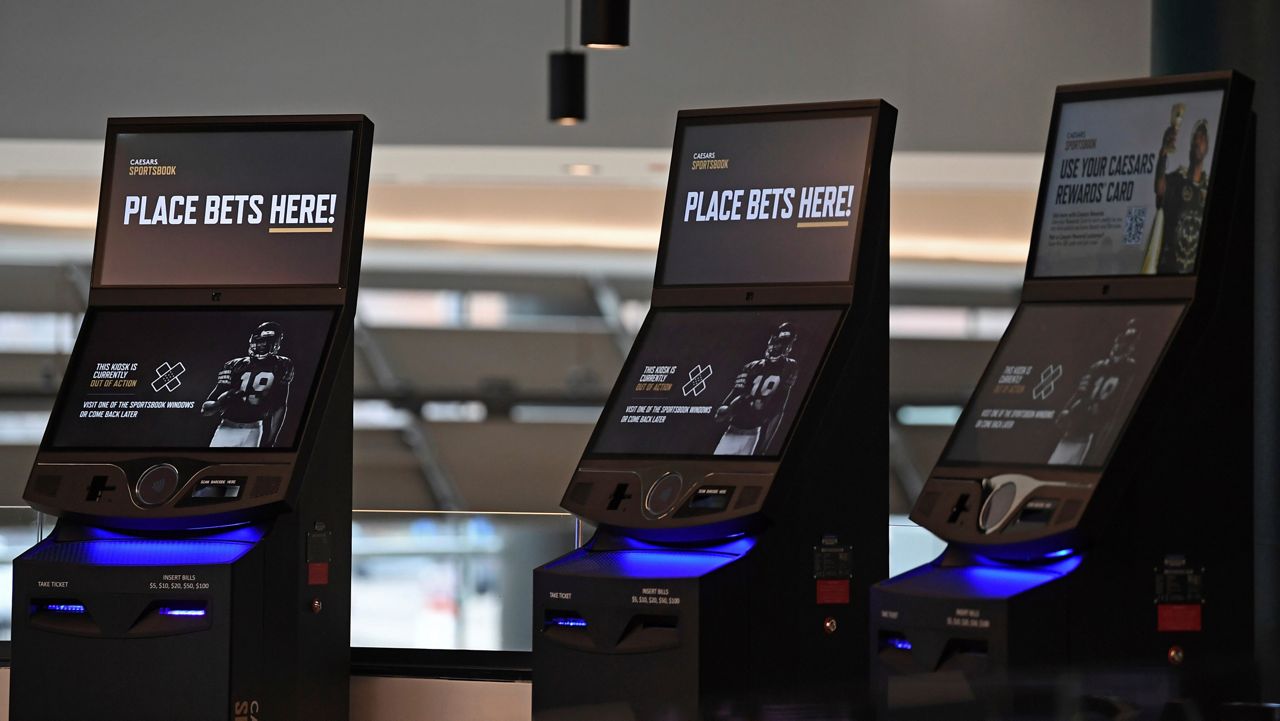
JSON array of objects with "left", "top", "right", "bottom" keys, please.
[{"left": 1123, "top": 206, "right": 1147, "bottom": 246}]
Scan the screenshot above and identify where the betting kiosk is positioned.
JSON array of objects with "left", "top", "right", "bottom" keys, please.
[
  {"left": 10, "top": 115, "right": 373, "bottom": 721},
  {"left": 870, "top": 72, "right": 1255, "bottom": 717},
  {"left": 532, "top": 100, "right": 895, "bottom": 720}
]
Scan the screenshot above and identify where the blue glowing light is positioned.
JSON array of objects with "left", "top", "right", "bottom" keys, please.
[
  {"left": 197, "top": 524, "right": 267, "bottom": 544},
  {"left": 885, "top": 637, "right": 912, "bottom": 651},
  {"left": 23, "top": 523, "right": 268, "bottom": 567},
  {"left": 158, "top": 607, "right": 207, "bottom": 617},
  {"left": 974, "top": 553, "right": 1083, "bottom": 577},
  {"left": 83, "top": 540, "right": 252, "bottom": 566},
  {"left": 25, "top": 538, "right": 256, "bottom": 566},
  {"left": 1043, "top": 548, "right": 1075, "bottom": 559},
  {"left": 882, "top": 550, "right": 1083, "bottom": 600},
  {"left": 545, "top": 534, "right": 757, "bottom": 579},
  {"left": 42, "top": 603, "right": 86, "bottom": 615},
  {"left": 547, "top": 617, "right": 587, "bottom": 628},
  {"left": 79, "top": 523, "right": 266, "bottom": 544},
  {"left": 608, "top": 550, "right": 739, "bottom": 578},
  {"left": 623, "top": 535, "right": 757, "bottom": 557}
]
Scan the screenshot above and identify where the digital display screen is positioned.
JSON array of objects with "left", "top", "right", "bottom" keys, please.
[
  {"left": 588, "top": 308, "right": 841, "bottom": 457},
  {"left": 658, "top": 112, "right": 871, "bottom": 286},
  {"left": 944, "top": 303, "right": 1183, "bottom": 468},
  {"left": 1033, "top": 89, "right": 1225, "bottom": 277},
  {"left": 99, "top": 129, "right": 356, "bottom": 286},
  {"left": 47, "top": 308, "right": 336, "bottom": 450}
]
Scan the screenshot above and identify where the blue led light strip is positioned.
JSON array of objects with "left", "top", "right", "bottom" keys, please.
[
  {"left": 42, "top": 603, "right": 86, "bottom": 615},
  {"left": 547, "top": 617, "right": 587, "bottom": 628},
  {"left": 158, "top": 607, "right": 207, "bottom": 617},
  {"left": 885, "top": 637, "right": 912, "bottom": 651}
]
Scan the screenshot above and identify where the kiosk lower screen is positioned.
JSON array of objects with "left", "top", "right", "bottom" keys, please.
[
  {"left": 47, "top": 308, "right": 335, "bottom": 450},
  {"left": 588, "top": 308, "right": 841, "bottom": 458},
  {"left": 944, "top": 302, "right": 1183, "bottom": 468}
]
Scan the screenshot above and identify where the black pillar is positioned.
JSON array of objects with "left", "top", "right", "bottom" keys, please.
[{"left": 1153, "top": 0, "right": 1280, "bottom": 700}]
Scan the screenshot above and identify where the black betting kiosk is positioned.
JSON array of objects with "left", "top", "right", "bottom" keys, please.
[
  {"left": 871, "top": 72, "right": 1255, "bottom": 717},
  {"left": 532, "top": 100, "right": 895, "bottom": 720},
  {"left": 10, "top": 116, "right": 373, "bottom": 721}
]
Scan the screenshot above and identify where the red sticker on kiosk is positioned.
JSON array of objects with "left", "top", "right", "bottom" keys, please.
[
  {"left": 1157, "top": 603, "right": 1202, "bottom": 632},
  {"left": 307, "top": 562, "right": 330, "bottom": 586},
  {"left": 815, "top": 579, "right": 850, "bottom": 605}
]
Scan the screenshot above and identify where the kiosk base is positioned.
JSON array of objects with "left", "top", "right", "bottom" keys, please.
[
  {"left": 533, "top": 529, "right": 864, "bottom": 721},
  {"left": 11, "top": 519, "right": 347, "bottom": 721},
  {"left": 870, "top": 548, "right": 1257, "bottom": 718},
  {"left": 532, "top": 530, "right": 751, "bottom": 721}
]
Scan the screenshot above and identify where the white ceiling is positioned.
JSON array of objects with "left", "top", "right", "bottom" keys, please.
[{"left": 0, "top": 1, "right": 1150, "bottom": 151}]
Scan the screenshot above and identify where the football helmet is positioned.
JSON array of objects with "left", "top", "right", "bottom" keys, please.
[
  {"left": 249, "top": 322, "right": 283, "bottom": 359},
  {"left": 1109, "top": 319, "right": 1140, "bottom": 362},
  {"left": 766, "top": 322, "right": 796, "bottom": 361}
]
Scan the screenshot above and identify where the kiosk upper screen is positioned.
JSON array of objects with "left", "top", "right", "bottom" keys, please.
[
  {"left": 47, "top": 308, "right": 336, "bottom": 450},
  {"left": 1032, "top": 88, "right": 1225, "bottom": 277},
  {"left": 99, "top": 128, "right": 355, "bottom": 286},
  {"left": 588, "top": 308, "right": 841, "bottom": 458},
  {"left": 658, "top": 112, "right": 871, "bottom": 286},
  {"left": 943, "top": 303, "right": 1182, "bottom": 468}
]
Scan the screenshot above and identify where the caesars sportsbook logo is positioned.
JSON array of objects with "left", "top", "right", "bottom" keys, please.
[
  {"left": 128, "top": 157, "right": 177, "bottom": 176},
  {"left": 691, "top": 150, "right": 730, "bottom": 171}
]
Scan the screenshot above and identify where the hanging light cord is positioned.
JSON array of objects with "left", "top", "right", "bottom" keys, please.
[{"left": 564, "top": 0, "right": 572, "bottom": 50}]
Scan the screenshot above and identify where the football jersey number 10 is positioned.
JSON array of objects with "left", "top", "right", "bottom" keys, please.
[{"left": 238, "top": 371, "right": 275, "bottom": 405}]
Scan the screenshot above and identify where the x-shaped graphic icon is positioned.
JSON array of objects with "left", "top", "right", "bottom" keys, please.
[
  {"left": 682, "top": 364, "right": 713, "bottom": 397},
  {"left": 1032, "top": 363, "right": 1063, "bottom": 400},
  {"left": 152, "top": 362, "right": 187, "bottom": 393}
]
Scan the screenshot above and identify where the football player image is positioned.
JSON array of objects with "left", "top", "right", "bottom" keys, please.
[
  {"left": 1049, "top": 319, "right": 1141, "bottom": 465},
  {"left": 1143, "top": 106, "right": 1211, "bottom": 275},
  {"left": 713, "top": 322, "right": 800, "bottom": 456},
  {"left": 201, "top": 321, "right": 296, "bottom": 448}
]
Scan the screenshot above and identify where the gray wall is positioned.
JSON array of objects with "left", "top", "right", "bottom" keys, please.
[{"left": 0, "top": 0, "right": 1149, "bottom": 151}]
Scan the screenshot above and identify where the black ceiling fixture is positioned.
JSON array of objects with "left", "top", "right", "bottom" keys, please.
[
  {"left": 549, "top": 0, "right": 586, "bottom": 125},
  {"left": 580, "top": 0, "right": 629, "bottom": 49}
]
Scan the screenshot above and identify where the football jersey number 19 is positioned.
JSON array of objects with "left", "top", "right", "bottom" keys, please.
[
  {"left": 750, "top": 374, "right": 781, "bottom": 398},
  {"left": 1091, "top": 375, "right": 1120, "bottom": 401},
  {"left": 238, "top": 371, "right": 275, "bottom": 405}
]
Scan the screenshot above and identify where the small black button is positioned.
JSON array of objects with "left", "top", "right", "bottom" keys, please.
[
  {"left": 607, "top": 483, "right": 632, "bottom": 511},
  {"left": 85, "top": 475, "right": 115, "bottom": 502},
  {"left": 136, "top": 464, "right": 181, "bottom": 507}
]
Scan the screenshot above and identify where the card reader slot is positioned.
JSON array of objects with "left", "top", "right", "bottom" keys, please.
[
  {"left": 1016, "top": 505, "right": 1055, "bottom": 525},
  {"left": 30, "top": 599, "right": 100, "bottom": 636},
  {"left": 615, "top": 613, "right": 679, "bottom": 653}
]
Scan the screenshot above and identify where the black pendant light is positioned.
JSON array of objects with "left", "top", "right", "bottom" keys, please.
[
  {"left": 581, "top": 0, "right": 629, "bottom": 49},
  {"left": 549, "top": 0, "right": 586, "bottom": 125}
]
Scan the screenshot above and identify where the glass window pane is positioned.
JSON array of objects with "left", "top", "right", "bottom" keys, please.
[{"left": 351, "top": 510, "right": 576, "bottom": 651}]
